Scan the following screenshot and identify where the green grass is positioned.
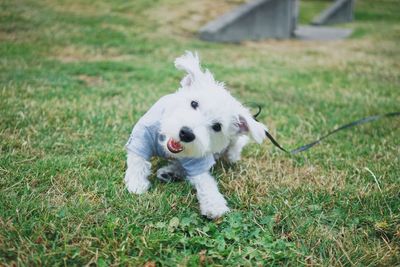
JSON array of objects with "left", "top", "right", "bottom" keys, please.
[
  {"left": 298, "top": 0, "right": 332, "bottom": 24},
  {"left": 1, "top": 0, "right": 399, "bottom": 265}
]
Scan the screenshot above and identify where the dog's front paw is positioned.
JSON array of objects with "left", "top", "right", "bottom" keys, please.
[
  {"left": 125, "top": 173, "right": 150, "bottom": 194},
  {"left": 126, "top": 178, "right": 150, "bottom": 194},
  {"left": 200, "top": 198, "right": 230, "bottom": 219}
]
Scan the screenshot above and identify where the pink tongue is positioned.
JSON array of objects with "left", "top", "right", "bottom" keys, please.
[
  {"left": 168, "top": 138, "right": 183, "bottom": 152},
  {"left": 170, "top": 139, "right": 182, "bottom": 150}
]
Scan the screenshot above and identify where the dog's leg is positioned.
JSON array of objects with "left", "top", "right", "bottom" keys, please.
[
  {"left": 156, "top": 161, "right": 185, "bottom": 182},
  {"left": 189, "top": 172, "right": 230, "bottom": 219},
  {"left": 226, "top": 135, "right": 249, "bottom": 163},
  {"left": 124, "top": 152, "right": 151, "bottom": 194}
]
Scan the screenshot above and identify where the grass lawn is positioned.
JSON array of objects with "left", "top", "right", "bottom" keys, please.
[{"left": 1, "top": 0, "right": 399, "bottom": 265}]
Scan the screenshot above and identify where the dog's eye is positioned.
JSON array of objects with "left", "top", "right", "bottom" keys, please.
[
  {"left": 212, "top": 122, "right": 222, "bottom": 132},
  {"left": 191, "top": 101, "right": 199, "bottom": 110}
]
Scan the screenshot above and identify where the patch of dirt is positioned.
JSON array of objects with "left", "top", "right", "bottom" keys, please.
[
  {"left": 77, "top": 75, "right": 104, "bottom": 87},
  {"left": 42, "top": 0, "right": 111, "bottom": 17},
  {"left": 51, "top": 45, "right": 134, "bottom": 63},
  {"left": 0, "top": 31, "right": 17, "bottom": 41},
  {"left": 147, "top": 0, "right": 247, "bottom": 37}
]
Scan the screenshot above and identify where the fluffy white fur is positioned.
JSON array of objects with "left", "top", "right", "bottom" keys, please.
[
  {"left": 188, "top": 172, "right": 229, "bottom": 218},
  {"left": 125, "top": 153, "right": 151, "bottom": 194},
  {"left": 124, "top": 51, "right": 268, "bottom": 219}
]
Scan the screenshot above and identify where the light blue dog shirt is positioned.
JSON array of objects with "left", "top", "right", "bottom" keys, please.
[{"left": 126, "top": 95, "right": 215, "bottom": 177}]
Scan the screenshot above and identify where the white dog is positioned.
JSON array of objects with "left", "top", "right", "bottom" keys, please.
[{"left": 124, "top": 51, "right": 267, "bottom": 219}]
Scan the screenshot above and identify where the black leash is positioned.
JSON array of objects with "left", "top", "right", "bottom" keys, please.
[{"left": 251, "top": 106, "right": 400, "bottom": 154}]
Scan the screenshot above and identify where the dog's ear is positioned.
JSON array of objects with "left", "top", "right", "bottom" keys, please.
[
  {"left": 235, "top": 111, "right": 267, "bottom": 144},
  {"left": 174, "top": 51, "right": 202, "bottom": 87}
]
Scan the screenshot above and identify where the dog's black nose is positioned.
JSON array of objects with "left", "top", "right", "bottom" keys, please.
[{"left": 179, "top": 127, "right": 195, "bottom": 143}]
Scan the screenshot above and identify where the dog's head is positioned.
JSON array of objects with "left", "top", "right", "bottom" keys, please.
[{"left": 159, "top": 51, "right": 267, "bottom": 159}]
